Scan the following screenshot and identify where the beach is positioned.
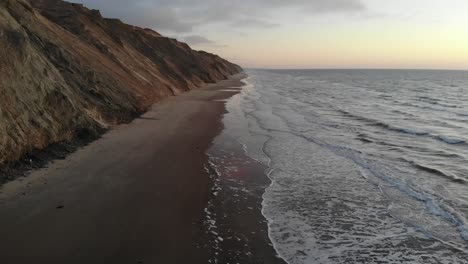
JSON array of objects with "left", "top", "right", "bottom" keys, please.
[{"left": 0, "top": 73, "right": 281, "bottom": 263}]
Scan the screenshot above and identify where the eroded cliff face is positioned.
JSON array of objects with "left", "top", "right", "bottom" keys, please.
[{"left": 0, "top": 0, "right": 242, "bottom": 167}]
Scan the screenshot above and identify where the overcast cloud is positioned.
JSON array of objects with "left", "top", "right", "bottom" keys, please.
[{"left": 72, "top": 0, "right": 366, "bottom": 33}]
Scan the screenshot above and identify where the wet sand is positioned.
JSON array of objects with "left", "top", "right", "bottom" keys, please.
[
  {"left": 206, "top": 132, "right": 287, "bottom": 264},
  {"left": 0, "top": 73, "right": 279, "bottom": 263}
]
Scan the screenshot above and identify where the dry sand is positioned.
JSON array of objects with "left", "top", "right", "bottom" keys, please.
[{"left": 0, "top": 73, "right": 279, "bottom": 264}]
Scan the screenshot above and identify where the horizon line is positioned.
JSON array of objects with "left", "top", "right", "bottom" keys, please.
[{"left": 244, "top": 67, "right": 468, "bottom": 72}]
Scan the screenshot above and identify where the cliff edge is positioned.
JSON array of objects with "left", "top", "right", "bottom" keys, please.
[{"left": 0, "top": 0, "right": 242, "bottom": 172}]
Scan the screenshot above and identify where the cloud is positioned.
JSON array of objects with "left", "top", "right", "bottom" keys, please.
[
  {"left": 136, "top": 8, "right": 193, "bottom": 33},
  {"left": 71, "top": 0, "right": 366, "bottom": 33},
  {"left": 182, "top": 35, "right": 228, "bottom": 48},
  {"left": 183, "top": 35, "right": 214, "bottom": 45},
  {"left": 233, "top": 18, "right": 279, "bottom": 28},
  {"left": 263, "top": 0, "right": 365, "bottom": 13}
]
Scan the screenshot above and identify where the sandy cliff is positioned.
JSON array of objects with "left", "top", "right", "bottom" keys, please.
[{"left": 0, "top": 0, "right": 242, "bottom": 169}]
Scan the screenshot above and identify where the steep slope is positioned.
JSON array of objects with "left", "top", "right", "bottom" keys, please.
[{"left": 0, "top": 0, "right": 242, "bottom": 169}]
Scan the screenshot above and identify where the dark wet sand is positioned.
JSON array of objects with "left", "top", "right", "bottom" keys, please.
[
  {"left": 0, "top": 73, "right": 280, "bottom": 264},
  {"left": 206, "top": 133, "right": 287, "bottom": 264}
]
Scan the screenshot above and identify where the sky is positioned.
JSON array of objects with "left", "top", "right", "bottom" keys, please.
[{"left": 71, "top": 0, "right": 468, "bottom": 70}]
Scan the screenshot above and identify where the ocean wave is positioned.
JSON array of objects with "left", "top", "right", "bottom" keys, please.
[
  {"left": 442, "top": 84, "right": 459, "bottom": 88},
  {"left": 402, "top": 158, "right": 468, "bottom": 184},
  {"left": 379, "top": 123, "right": 429, "bottom": 136},
  {"left": 356, "top": 136, "right": 373, "bottom": 143},
  {"left": 338, "top": 109, "right": 467, "bottom": 147},
  {"left": 436, "top": 135, "right": 466, "bottom": 145},
  {"left": 396, "top": 101, "right": 464, "bottom": 117},
  {"left": 336, "top": 109, "right": 431, "bottom": 136},
  {"left": 417, "top": 96, "right": 440, "bottom": 103},
  {"left": 324, "top": 145, "right": 468, "bottom": 244},
  {"left": 391, "top": 109, "right": 416, "bottom": 117},
  {"left": 416, "top": 96, "right": 459, "bottom": 108}
]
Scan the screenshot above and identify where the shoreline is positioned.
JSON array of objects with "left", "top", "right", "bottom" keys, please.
[
  {"left": 205, "top": 131, "right": 286, "bottom": 263},
  {"left": 0, "top": 73, "right": 280, "bottom": 263},
  {"left": 203, "top": 76, "right": 286, "bottom": 263}
]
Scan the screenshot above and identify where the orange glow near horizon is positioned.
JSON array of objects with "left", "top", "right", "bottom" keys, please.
[
  {"left": 208, "top": 24, "right": 468, "bottom": 70},
  {"left": 194, "top": 1, "right": 468, "bottom": 70}
]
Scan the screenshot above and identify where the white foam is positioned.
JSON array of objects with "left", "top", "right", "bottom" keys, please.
[{"left": 219, "top": 69, "right": 468, "bottom": 263}]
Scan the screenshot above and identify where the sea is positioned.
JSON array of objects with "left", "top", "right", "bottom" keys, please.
[{"left": 217, "top": 69, "right": 468, "bottom": 263}]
